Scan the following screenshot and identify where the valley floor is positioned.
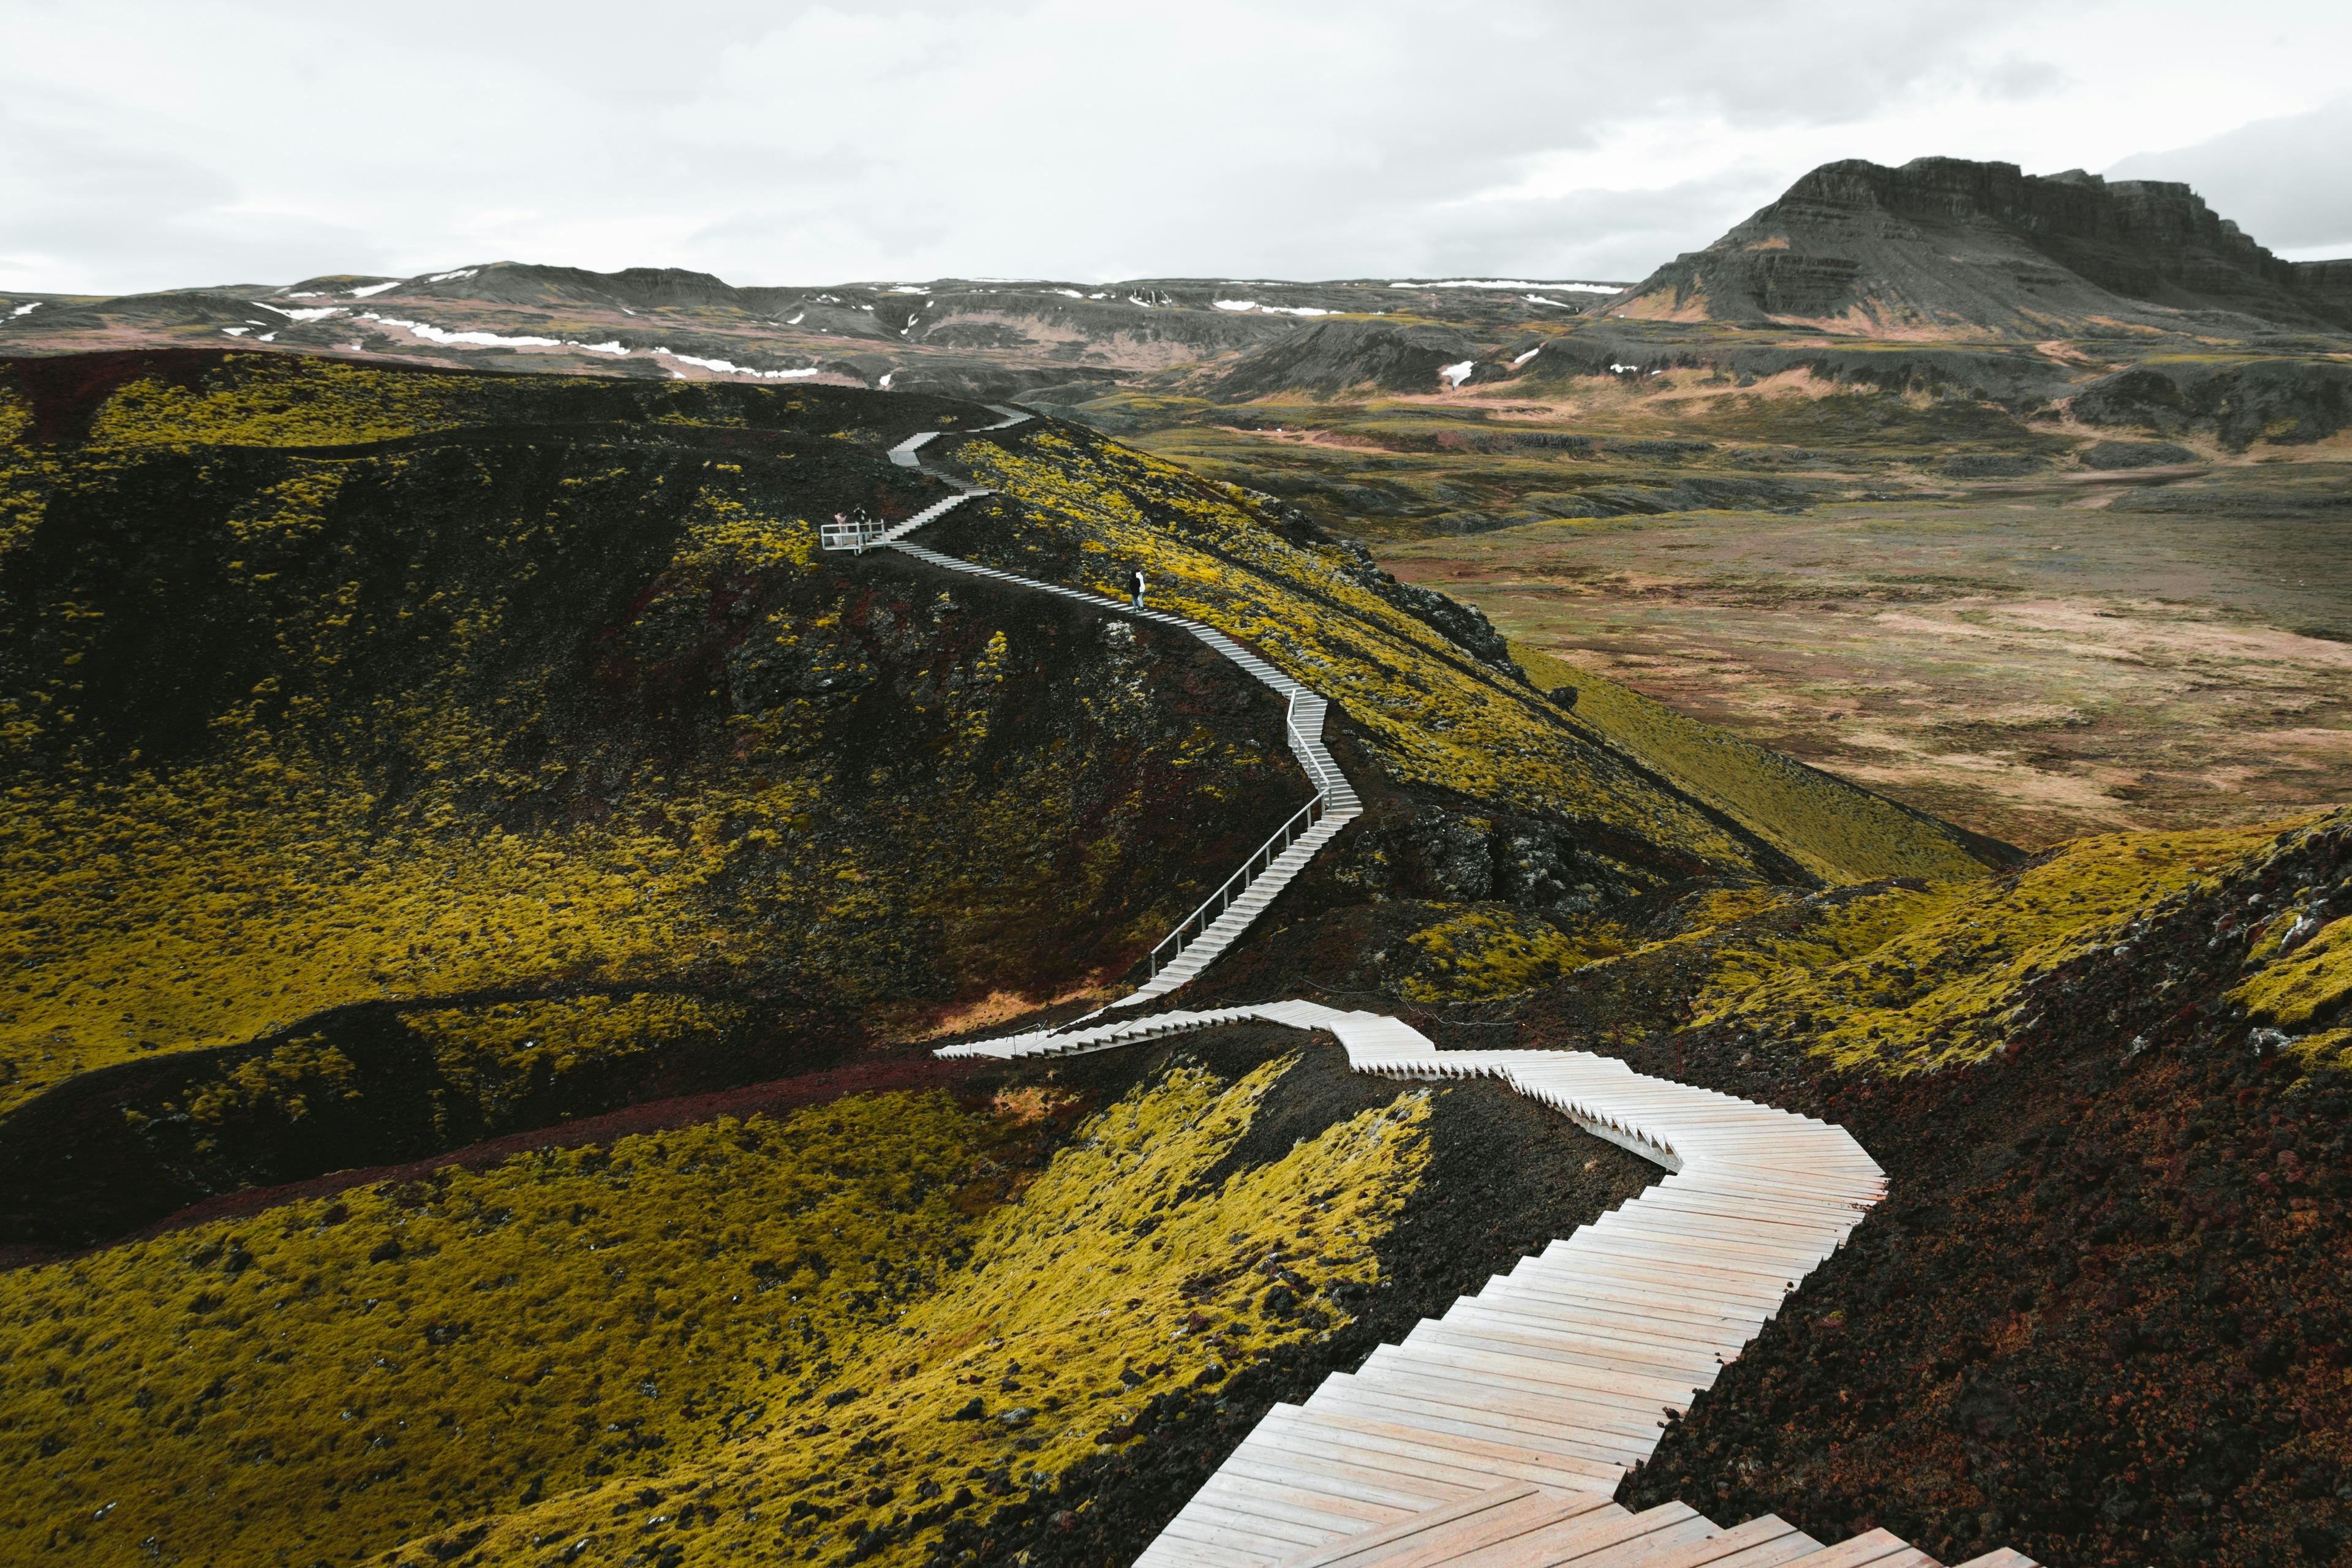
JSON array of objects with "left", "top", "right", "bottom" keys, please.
[{"left": 1374, "top": 479, "right": 2352, "bottom": 849}]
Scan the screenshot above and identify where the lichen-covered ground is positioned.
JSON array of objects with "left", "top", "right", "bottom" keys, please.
[{"left": 0, "top": 1028, "right": 1655, "bottom": 1568}]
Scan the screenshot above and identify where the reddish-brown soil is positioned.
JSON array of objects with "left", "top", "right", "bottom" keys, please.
[{"left": 1584, "top": 823, "right": 2352, "bottom": 1568}]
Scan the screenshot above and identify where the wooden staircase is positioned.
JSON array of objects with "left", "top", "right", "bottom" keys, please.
[
  {"left": 845, "top": 412, "right": 2038, "bottom": 1568},
  {"left": 943, "top": 1004, "right": 2035, "bottom": 1568},
  {"left": 872, "top": 410, "right": 1356, "bottom": 1010},
  {"left": 1259, "top": 1483, "right": 2035, "bottom": 1568}
]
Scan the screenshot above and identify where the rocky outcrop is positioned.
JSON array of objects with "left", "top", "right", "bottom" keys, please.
[
  {"left": 1212, "top": 320, "right": 1480, "bottom": 397},
  {"left": 2293, "top": 257, "right": 2352, "bottom": 321},
  {"left": 2071, "top": 357, "right": 2352, "bottom": 449},
  {"left": 1618, "top": 157, "right": 2352, "bottom": 337}
]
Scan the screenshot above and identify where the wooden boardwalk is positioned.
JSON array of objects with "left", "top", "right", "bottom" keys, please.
[
  {"left": 947, "top": 1006, "right": 2030, "bottom": 1568},
  {"left": 864, "top": 414, "right": 2036, "bottom": 1568}
]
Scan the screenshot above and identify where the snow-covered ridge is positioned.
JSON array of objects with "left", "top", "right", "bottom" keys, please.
[
  {"left": 327, "top": 312, "right": 825, "bottom": 380},
  {"left": 1392, "top": 279, "right": 1626, "bottom": 293},
  {"left": 1215, "top": 300, "right": 1339, "bottom": 317},
  {"left": 655, "top": 348, "right": 820, "bottom": 380},
  {"left": 361, "top": 314, "right": 560, "bottom": 349},
  {"left": 251, "top": 301, "right": 344, "bottom": 323}
]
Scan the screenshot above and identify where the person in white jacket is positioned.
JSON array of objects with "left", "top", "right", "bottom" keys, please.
[{"left": 1128, "top": 568, "right": 1146, "bottom": 609}]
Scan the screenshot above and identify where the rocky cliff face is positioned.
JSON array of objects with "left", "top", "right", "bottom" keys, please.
[
  {"left": 2294, "top": 257, "right": 2352, "bottom": 320},
  {"left": 1618, "top": 156, "right": 2352, "bottom": 337}
]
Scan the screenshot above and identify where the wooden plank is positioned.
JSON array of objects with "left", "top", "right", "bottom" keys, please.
[
  {"left": 1774, "top": 1531, "right": 1938, "bottom": 1568},
  {"left": 1423, "top": 1502, "right": 1714, "bottom": 1568},
  {"left": 1411, "top": 1316, "right": 1731, "bottom": 1392},
  {"left": 1159, "top": 1498, "right": 1332, "bottom": 1554},
  {"left": 1453, "top": 1286, "right": 1754, "bottom": 1344},
  {"left": 1270, "top": 1486, "right": 1561, "bottom": 1568},
  {"left": 1514, "top": 1251, "right": 1788, "bottom": 1305},
  {"left": 1311, "top": 1371, "right": 1664, "bottom": 1456},
  {"left": 1304, "top": 1382, "right": 1651, "bottom": 1468},
  {"left": 1245, "top": 1420, "right": 1521, "bottom": 1500},
  {"left": 1594, "top": 1213, "right": 1836, "bottom": 1265},
  {"left": 1137, "top": 1533, "right": 1272, "bottom": 1568},
  {"left": 1411, "top": 1318, "right": 1721, "bottom": 1381},
  {"left": 1351, "top": 1355, "right": 1679, "bottom": 1442},
  {"left": 1281, "top": 1407, "right": 1624, "bottom": 1489},
  {"left": 1435, "top": 1306, "right": 1731, "bottom": 1372},
  {"left": 1180, "top": 1480, "right": 1387, "bottom": 1539},
  {"left": 1366, "top": 1341, "right": 1697, "bottom": 1414},
  {"left": 1449, "top": 1291, "right": 1742, "bottom": 1345},
  {"left": 1217, "top": 1447, "right": 1466, "bottom": 1513},
  {"left": 1708, "top": 1533, "right": 1831, "bottom": 1568},
  {"left": 1483, "top": 1272, "right": 1768, "bottom": 1329},
  {"left": 1605, "top": 1513, "right": 1812, "bottom": 1568}
]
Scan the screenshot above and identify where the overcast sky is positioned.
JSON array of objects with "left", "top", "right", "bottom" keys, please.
[{"left": 4, "top": 0, "right": 2348, "bottom": 296}]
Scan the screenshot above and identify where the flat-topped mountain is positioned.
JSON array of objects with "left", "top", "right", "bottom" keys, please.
[{"left": 1614, "top": 156, "right": 2352, "bottom": 337}]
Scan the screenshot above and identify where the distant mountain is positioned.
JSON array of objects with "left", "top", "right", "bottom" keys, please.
[{"left": 1613, "top": 156, "right": 2352, "bottom": 337}]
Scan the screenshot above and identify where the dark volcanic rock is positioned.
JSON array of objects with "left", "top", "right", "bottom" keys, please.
[
  {"left": 2072, "top": 358, "right": 2352, "bottom": 448},
  {"left": 1618, "top": 156, "right": 2352, "bottom": 337},
  {"left": 1596, "top": 813, "right": 2352, "bottom": 1568},
  {"left": 1213, "top": 320, "right": 1480, "bottom": 398}
]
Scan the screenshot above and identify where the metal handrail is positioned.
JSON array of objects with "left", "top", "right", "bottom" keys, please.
[
  {"left": 1146, "top": 695, "right": 1339, "bottom": 978},
  {"left": 1284, "top": 690, "right": 1344, "bottom": 797},
  {"left": 1147, "top": 791, "right": 1327, "bottom": 977},
  {"left": 819, "top": 516, "right": 886, "bottom": 552}
]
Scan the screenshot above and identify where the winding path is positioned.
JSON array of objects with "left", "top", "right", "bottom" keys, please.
[{"left": 842, "top": 418, "right": 2035, "bottom": 1568}]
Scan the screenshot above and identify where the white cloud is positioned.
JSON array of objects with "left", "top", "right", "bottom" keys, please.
[{"left": 1, "top": 1, "right": 2348, "bottom": 295}]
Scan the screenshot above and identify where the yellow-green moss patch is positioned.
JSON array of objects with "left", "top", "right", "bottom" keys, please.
[
  {"left": 1401, "top": 907, "right": 1628, "bottom": 1001},
  {"left": 1708, "top": 822, "right": 2297, "bottom": 1071},
  {"left": 0, "top": 1056, "right": 1431, "bottom": 1567}
]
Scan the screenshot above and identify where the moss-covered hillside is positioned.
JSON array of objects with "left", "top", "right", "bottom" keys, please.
[
  {"left": 1575, "top": 809, "right": 2352, "bottom": 1568},
  {"left": 1, "top": 352, "right": 1313, "bottom": 1244},
  {"left": 1, "top": 349, "right": 2010, "bottom": 1250},
  {"left": 0, "top": 1025, "right": 1657, "bottom": 1568}
]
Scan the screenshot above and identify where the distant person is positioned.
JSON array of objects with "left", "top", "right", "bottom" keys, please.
[{"left": 1128, "top": 568, "right": 1146, "bottom": 609}]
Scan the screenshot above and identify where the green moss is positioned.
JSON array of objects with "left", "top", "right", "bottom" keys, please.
[
  {"left": 2231, "top": 915, "right": 2352, "bottom": 1030},
  {"left": 1, "top": 1058, "right": 1431, "bottom": 1567},
  {"left": 956, "top": 432, "right": 1769, "bottom": 876},
  {"left": 1707, "top": 822, "right": 2294, "bottom": 1071},
  {"left": 1400, "top": 907, "right": 1627, "bottom": 1001},
  {"left": 0, "top": 1092, "right": 1006, "bottom": 1564}
]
